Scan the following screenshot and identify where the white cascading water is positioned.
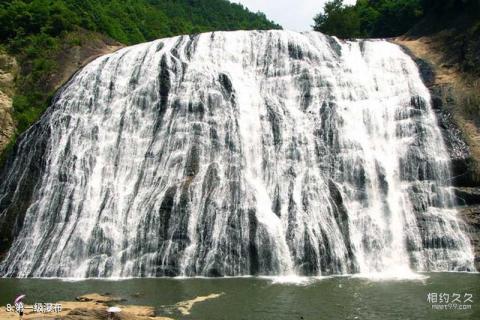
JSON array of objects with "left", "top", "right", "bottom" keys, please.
[{"left": 0, "top": 31, "right": 474, "bottom": 277}]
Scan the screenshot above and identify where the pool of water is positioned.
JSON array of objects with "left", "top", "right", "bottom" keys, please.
[{"left": 0, "top": 273, "right": 478, "bottom": 319}]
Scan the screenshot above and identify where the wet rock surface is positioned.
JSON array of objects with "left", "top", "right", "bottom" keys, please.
[
  {"left": 403, "top": 43, "right": 480, "bottom": 270},
  {"left": 429, "top": 84, "right": 480, "bottom": 271}
]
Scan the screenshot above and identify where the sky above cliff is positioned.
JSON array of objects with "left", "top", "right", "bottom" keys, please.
[{"left": 235, "top": 0, "right": 357, "bottom": 32}]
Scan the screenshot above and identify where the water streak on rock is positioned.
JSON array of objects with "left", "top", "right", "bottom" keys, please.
[{"left": 0, "top": 31, "right": 474, "bottom": 277}]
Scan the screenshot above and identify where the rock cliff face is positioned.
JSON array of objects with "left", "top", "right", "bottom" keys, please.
[
  {"left": 0, "top": 31, "right": 123, "bottom": 157},
  {"left": 0, "top": 53, "right": 18, "bottom": 154},
  {"left": 46, "top": 32, "right": 124, "bottom": 93},
  {"left": 432, "top": 84, "right": 480, "bottom": 271},
  {"left": 396, "top": 37, "right": 480, "bottom": 270}
]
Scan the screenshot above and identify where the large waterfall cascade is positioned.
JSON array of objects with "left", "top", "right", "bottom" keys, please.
[{"left": 0, "top": 30, "right": 475, "bottom": 277}]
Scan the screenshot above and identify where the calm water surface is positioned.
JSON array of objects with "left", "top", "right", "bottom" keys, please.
[{"left": 0, "top": 273, "right": 479, "bottom": 319}]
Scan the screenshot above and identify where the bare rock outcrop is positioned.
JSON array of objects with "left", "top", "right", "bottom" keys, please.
[{"left": 0, "top": 52, "right": 18, "bottom": 153}]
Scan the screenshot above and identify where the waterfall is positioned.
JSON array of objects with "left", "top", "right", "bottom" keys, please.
[{"left": 0, "top": 31, "right": 474, "bottom": 277}]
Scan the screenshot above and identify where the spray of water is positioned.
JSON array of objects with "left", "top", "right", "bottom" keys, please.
[{"left": 0, "top": 31, "right": 474, "bottom": 277}]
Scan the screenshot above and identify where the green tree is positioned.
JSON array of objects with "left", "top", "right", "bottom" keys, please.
[
  {"left": 313, "top": 0, "right": 424, "bottom": 38},
  {"left": 313, "top": 0, "right": 362, "bottom": 38}
]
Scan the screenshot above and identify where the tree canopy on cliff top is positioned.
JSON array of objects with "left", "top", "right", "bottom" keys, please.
[
  {"left": 313, "top": 0, "right": 480, "bottom": 38},
  {"left": 0, "top": 0, "right": 280, "bottom": 45}
]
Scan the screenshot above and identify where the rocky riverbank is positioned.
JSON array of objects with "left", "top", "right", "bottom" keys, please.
[
  {"left": 0, "top": 293, "right": 173, "bottom": 320},
  {"left": 0, "top": 292, "right": 228, "bottom": 320}
]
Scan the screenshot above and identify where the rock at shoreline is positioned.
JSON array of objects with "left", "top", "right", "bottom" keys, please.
[
  {"left": 75, "top": 293, "right": 126, "bottom": 303},
  {"left": 0, "top": 293, "right": 174, "bottom": 320}
]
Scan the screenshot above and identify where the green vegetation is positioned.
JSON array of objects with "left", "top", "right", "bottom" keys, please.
[
  {"left": 313, "top": 0, "right": 479, "bottom": 39},
  {"left": 313, "top": 0, "right": 423, "bottom": 38},
  {"left": 0, "top": 0, "right": 280, "bottom": 148},
  {"left": 0, "top": 0, "right": 280, "bottom": 46}
]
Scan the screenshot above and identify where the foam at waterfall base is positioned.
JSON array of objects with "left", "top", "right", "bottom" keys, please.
[
  {"left": 351, "top": 268, "right": 429, "bottom": 281},
  {"left": 28, "top": 272, "right": 430, "bottom": 285}
]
